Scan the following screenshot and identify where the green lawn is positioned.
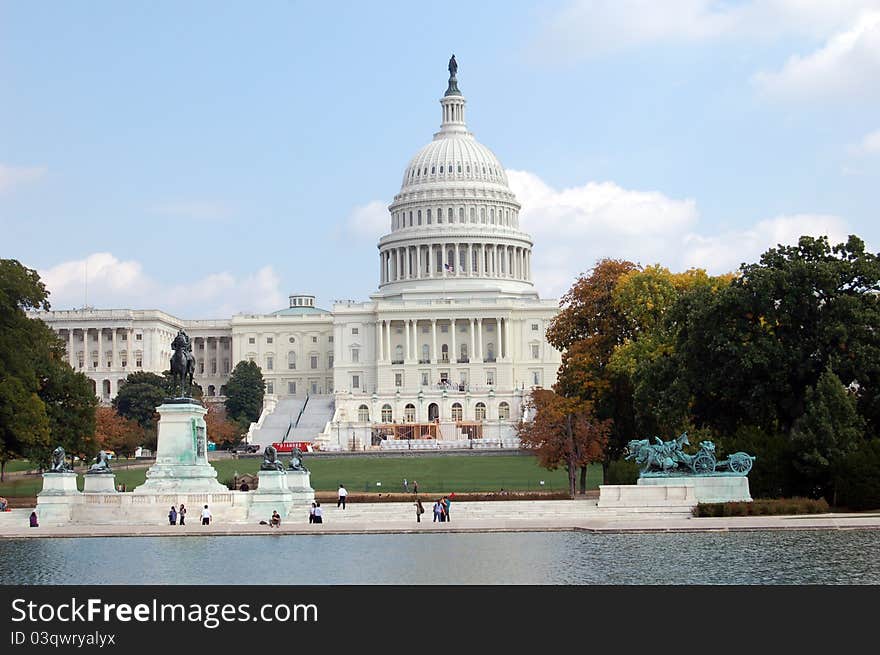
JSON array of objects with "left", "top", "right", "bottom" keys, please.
[{"left": 0, "top": 455, "right": 603, "bottom": 497}]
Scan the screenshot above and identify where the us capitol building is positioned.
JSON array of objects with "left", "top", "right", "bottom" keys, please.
[{"left": 31, "top": 59, "right": 562, "bottom": 450}]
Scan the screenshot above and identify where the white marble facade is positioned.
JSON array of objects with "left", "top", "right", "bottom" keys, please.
[{"left": 31, "top": 63, "right": 563, "bottom": 448}]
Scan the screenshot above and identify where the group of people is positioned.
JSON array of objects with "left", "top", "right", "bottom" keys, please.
[
  {"left": 167, "top": 503, "right": 211, "bottom": 526},
  {"left": 413, "top": 494, "right": 454, "bottom": 523},
  {"left": 308, "top": 502, "right": 323, "bottom": 523},
  {"left": 402, "top": 479, "right": 420, "bottom": 494}
]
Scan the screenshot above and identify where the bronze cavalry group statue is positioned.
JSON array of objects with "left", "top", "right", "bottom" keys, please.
[{"left": 626, "top": 433, "right": 755, "bottom": 476}]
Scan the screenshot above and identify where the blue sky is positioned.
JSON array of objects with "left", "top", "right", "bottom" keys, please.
[{"left": 2, "top": 1, "right": 878, "bottom": 318}]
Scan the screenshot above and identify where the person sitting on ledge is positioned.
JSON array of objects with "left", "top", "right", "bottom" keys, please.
[
  {"left": 0, "top": 496, "right": 8, "bottom": 512},
  {"left": 270, "top": 510, "right": 281, "bottom": 528},
  {"left": 29, "top": 511, "right": 38, "bottom": 528}
]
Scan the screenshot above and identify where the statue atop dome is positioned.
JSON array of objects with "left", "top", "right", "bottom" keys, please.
[{"left": 445, "top": 53, "right": 461, "bottom": 96}]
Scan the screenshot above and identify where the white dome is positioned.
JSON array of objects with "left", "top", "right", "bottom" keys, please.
[{"left": 401, "top": 134, "right": 510, "bottom": 191}]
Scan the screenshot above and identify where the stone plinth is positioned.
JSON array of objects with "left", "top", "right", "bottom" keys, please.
[
  {"left": 248, "top": 470, "right": 295, "bottom": 520},
  {"left": 36, "top": 472, "right": 81, "bottom": 525},
  {"left": 83, "top": 473, "right": 117, "bottom": 494},
  {"left": 285, "top": 470, "right": 315, "bottom": 505},
  {"left": 638, "top": 475, "right": 752, "bottom": 503},
  {"left": 134, "top": 402, "right": 227, "bottom": 494},
  {"left": 598, "top": 483, "right": 696, "bottom": 508}
]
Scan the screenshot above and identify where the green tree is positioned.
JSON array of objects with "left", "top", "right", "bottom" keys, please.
[
  {"left": 112, "top": 371, "right": 167, "bottom": 430},
  {"left": 224, "top": 360, "right": 265, "bottom": 428},
  {"left": 790, "top": 367, "right": 865, "bottom": 502},
  {"left": 36, "top": 354, "right": 99, "bottom": 466}
]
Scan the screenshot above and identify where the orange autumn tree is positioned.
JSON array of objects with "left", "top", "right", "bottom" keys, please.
[
  {"left": 517, "top": 388, "right": 611, "bottom": 498},
  {"left": 205, "top": 405, "right": 240, "bottom": 448},
  {"left": 94, "top": 406, "right": 144, "bottom": 459}
]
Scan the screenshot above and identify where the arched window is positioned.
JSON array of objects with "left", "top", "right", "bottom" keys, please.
[
  {"left": 460, "top": 343, "right": 468, "bottom": 362},
  {"left": 422, "top": 344, "right": 429, "bottom": 362},
  {"left": 490, "top": 208, "right": 495, "bottom": 224},
  {"left": 381, "top": 404, "right": 393, "bottom": 422},
  {"left": 480, "top": 207, "right": 485, "bottom": 223},
  {"left": 452, "top": 402, "right": 463, "bottom": 421},
  {"left": 431, "top": 166, "right": 435, "bottom": 174},
  {"left": 459, "top": 207, "right": 464, "bottom": 223},
  {"left": 358, "top": 405, "right": 370, "bottom": 422},
  {"left": 498, "top": 402, "right": 510, "bottom": 420},
  {"left": 427, "top": 208, "right": 432, "bottom": 224},
  {"left": 394, "top": 344, "right": 403, "bottom": 363},
  {"left": 470, "top": 207, "right": 476, "bottom": 222},
  {"left": 440, "top": 165, "right": 444, "bottom": 173},
  {"left": 404, "top": 403, "right": 416, "bottom": 422},
  {"left": 441, "top": 343, "right": 449, "bottom": 362},
  {"left": 437, "top": 207, "right": 443, "bottom": 223},
  {"left": 475, "top": 402, "right": 486, "bottom": 420},
  {"left": 288, "top": 351, "right": 297, "bottom": 370},
  {"left": 486, "top": 343, "right": 495, "bottom": 361},
  {"left": 417, "top": 210, "right": 422, "bottom": 225},
  {"left": 447, "top": 208, "right": 453, "bottom": 222}
]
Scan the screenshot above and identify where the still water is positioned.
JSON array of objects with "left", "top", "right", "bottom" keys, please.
[{"left": 1, "top": 530, "right": 878, "bottom": 584}]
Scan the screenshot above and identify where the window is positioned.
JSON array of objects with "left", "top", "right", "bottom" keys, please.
[
  {"left": 395, "top": 373, "right": 402, "bottom": 387},
  {"left": 121, "top": 333, "right": 127, "bottom": 341},
  {"left": 531, "top": 344, "right": 540, "bottom": 359},
  {"left": 421, "top": 371, "right": 429, "bottom": 386},
  {"left": 358, "top": 405, "right": 370, "bottom": 422},
  {"left": 498, "top": 402, "right": 510, "bottom": 420},
  {"left": 352, "top": 327, "right": 359, "bottom": 335},
  {"left": 328, "top": 354, "right": 334, "bottom": 368},
  {"left": 289, "top": 337, "right": 295, "bottom": 343},
  {"left": 381, "top": 404, "right": 393, "bottom": 422},
  {"left": 288, "top": 381, "right": 296, "bottom": 394},
  {"left": 441, "top": 344, "right": 449, "bottom": 362},
  {"left": 441, "top": 324, "right": 448, "bottom": 333},
  {"left": 460, "top": 343, "right": 468, "bottom": 362},
  {"left": 136, "top": 333, "right": 142, "bottom": 341},
  {"left": 288, "top": 352, "right": 297, "bottom": 369},
  {"left": 310, "top": 355, "right": 318, "bottom": 369},
  {"left": 311, "top": 382, "right": 318, "bottom": 394},
  {"left": 267, "top": 337, "right": 273, "bottom": 344},
  {"left": 312, "top": 336, "right": 317, "bottom": 343},
  {"left": 352, "top": 348, "right": 359, "bottom": 363},
  {"left": 267, "top": 381, "right": 274, "bottom": 394},
  {"left": 328, "top": 336, "right": 333, "bottom": 343},
  {"left": 451, "top": 403, "right": 463, "bottom": 421},
  {"left": 249, "top": 337, "right": 255, "bottom": 344},
  {"left": 475, "top": 402, "right": 486, "bottom": 420},
  {"left": 486, "top": 343, "right": 495, "bottom": 361},
  {"left": 532, "top": 323, "right": 539, "bottom": 331},
  {"left": 266, "top": 357, "right": 273, "bottom": 371},
  {"left": 135, "top": 354, "right": 142, "bottom": 368},
  {"left": 404, "top": 404, "right": 416, "bottom": 422},
  {"left": 486, "top": 370, "right": 495, "bottom": 386},
  {"left": 421, "top": 344, "right": 429, "bottom": 362},
  {"left": 352, "top": 375, "right": 360, "bottom": 389}
]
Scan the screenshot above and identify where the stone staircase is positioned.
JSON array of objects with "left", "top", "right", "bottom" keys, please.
[
  {"left": 0, "top": 509, "right": 33, "bottom": 530},
  {"left": 287, "top": 395, "right": 334, "bottom": 442},
  {"left": 250, "top": 397, "right": 306, "bottom": 448}
]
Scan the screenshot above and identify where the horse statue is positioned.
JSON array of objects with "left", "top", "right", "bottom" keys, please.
[
  {"left": 48, "top": 446, "right": 73, "bottom": 473},
  {"left": 260, "top": 445, "right": 285, "bottom": 471},
  {"left": 87, "top": 450, "right": 113, "bottom": 474},
  {"left": 288, "top": 447, "right": 308, "bottom": 472},
  {"left": 625, "top": 432, "right": 690, "bottom": 475},
  {"left": 169, "top": 329, "right": 196, "bottom": 398}
]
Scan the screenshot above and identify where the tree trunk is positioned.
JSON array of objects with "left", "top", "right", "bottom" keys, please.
[
  {"left": 0, "top": 459, "right": 5, "bottom": 483},
  {"left": 567, "top": 461, "right": 576, "bottom": 499},
  {"left": 579, "top": 465, "right": 587, "bottom": 495}
]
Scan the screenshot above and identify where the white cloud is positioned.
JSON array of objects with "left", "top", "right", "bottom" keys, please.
[
  {"left": 149, "top": 201, "right": 232, "bottom": 220},
  {"left": 535, "top": 0, "right": 880, "bottom": 60},
  {"left": 39, "top": 253, "right": 284, "bottom": 318},
  {"left": 680, "top": 214, "right": 850, "bottom": 272},
  {"left": 337, "top": 200, "right": 389, "bottom": 241},
  {"left": 852, "top": 128, "right": 880, "bottom": 154},
  {"left": 507, "top": 169, "right": 853, "bottom": 298},
  {"left": 0, "top": 164, "right": 47, "bottom": 193},
  {"left": 753, "top": 10, "right": 880, "bottom": 101}
]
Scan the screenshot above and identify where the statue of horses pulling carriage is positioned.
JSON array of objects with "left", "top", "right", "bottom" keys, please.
[{"left": 625, "top": 433, "right": 755, "bottom": 476}]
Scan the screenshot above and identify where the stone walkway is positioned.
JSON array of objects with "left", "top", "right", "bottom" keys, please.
[{"left": 1, "top": 502, "right": 879, "bottom": 538}]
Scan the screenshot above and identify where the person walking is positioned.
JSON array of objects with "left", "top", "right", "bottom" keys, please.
[
  {"left": 313, "top": 502, "right": 323, "bottom": 524},
  {"left": 168, "top": 506, "right": 177, "bottom": 525},
  {"left": 200, "top": 504, "right": 212, "bottom": 525},
  {"left": 308, "top": 502, "right": 316, "bottom": 524},
  {"left": 413, "top": 480, "right": 419, "bottom": 494},
  {"left": 403, "top": 478, "right": 409, "bottom": 493},
  {"left": 433, "top": 499, "right": 442, "bottom": 523},
  {"left": 444, "top": 494, "right": 453, "bottom": 523},
  {"left": 178, "top": 503, "right": 187, "bottom": 525},
  {"left": 415, "top": 498, "right": 424, "bottom": 523},
  {"left": 337, "top": 484, "right": 348, "bottom": 509}
]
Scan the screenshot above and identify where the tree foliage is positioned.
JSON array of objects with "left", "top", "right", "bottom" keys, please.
[
  {"left": 224, "top": 360, "right": 265, "bottom": 428},
  {"left": 205, "top": 405, "right": 241, "bottom": 447},
  {"left": 112, "top": 371, "right": 167, "bottom": 430},
  {"left": 517, "top": 389, "right": 610, "bottom": 497},
  {"left": 94, "top": 406, "right": 144, "bottom": 459}
]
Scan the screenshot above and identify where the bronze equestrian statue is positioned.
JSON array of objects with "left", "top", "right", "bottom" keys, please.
[{"left": 170, "top": 329, "right": 196, "bottom": 398}]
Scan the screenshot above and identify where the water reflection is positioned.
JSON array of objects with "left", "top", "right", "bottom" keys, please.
[{"left": 0, "top": 530, "right": 877, "bottom": 585}]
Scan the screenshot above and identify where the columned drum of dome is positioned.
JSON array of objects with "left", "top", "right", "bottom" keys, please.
[{"left": 377, "top": 59, "right": 535, "bottom": 299}]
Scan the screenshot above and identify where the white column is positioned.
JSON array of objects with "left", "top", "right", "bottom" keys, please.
[
  {"left": 454, "top": 243, "right": 460, "bottom": 276},
  {"left": 216, "top": 337, "right": 221, "bottom": 376},
  {"left": 128, "top": 329, "right": 134, "bottom": 368},
  {"left": 384, "top": 320, "right": 391, "bottom": 362},
  {"left": 111, "top": 328, "right": 117, "bottom": 369},
  {"left": 477, "top": 318, "right": 483, "bottom": 361},
  {"left": 405, "top": 319, "right": 411, "bottom": 362},
  {"left": 416, "top": 246, "right": 422, "bottom": 279},
  {"left": 428, "top": 244, "right": 433, "bottom": 278},
  {"left": 470, "top": 319, "right": 476, "bottom": 362},
  {"left": 431, "top": 319, "right": 437, "bottom": 364},
  {"left": 97, "top": 329, "right": 103, "bottom": 370},
  {"left": 67, "top": 329, "right": 75, "bottom": 367},
  {"left": 450, "top": 318, "right": 457, "bottom": 363},
  {"left": 504, "top": 318, "right": 511, "bottom": 361}
]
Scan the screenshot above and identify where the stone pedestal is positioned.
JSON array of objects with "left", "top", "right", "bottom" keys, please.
[
  {"left": 598, "top": 483, "right": 696, "bottom": 508},
  {"left": 134, "top": 402, "right": 227, "bottom": 494},
  {"left": 83, "top": 473, "right": 117, "bottom": 494},
  {"left": 36, "top": 472, "right": 81, "bottom": 525},
  {"left": 285, "top": 470, "right": 315, "bottom": 505},
  {"left": 248, "top": 470, "right": 295, "bottom": 520},
  {"left": 638, "top": 475, "right": 752, "bottom": 503}
]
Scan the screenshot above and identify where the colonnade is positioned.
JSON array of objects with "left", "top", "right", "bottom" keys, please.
[
  {"left": 375, "top": 317, "right": 510, "bottom": 364},
  {"left": 380, "top": 243, "right": 531, "bottom": 284}
]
